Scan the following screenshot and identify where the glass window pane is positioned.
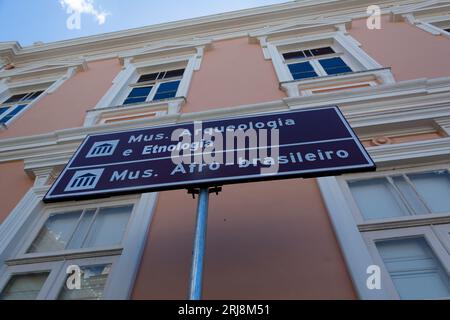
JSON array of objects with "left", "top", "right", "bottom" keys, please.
[
  {"left": 153, "top": 80, "right": 180, "bottom": 101},
  {"left": 137, "top": 73, "right": 158, "bottom": 83},
  {"left": 28, "top": 210, "right": 82, "bottom": 253},
  {"left": 164, "top": 69, "right": 185, "bottom": 78},
  {"left": 0, "top": 272, "right": 49, "bottom": 300},
  {"left": 311, "top": 47, "right": 335, "bottom": 56},
  {"left": 348, "top": 178, "right": 410, "bottom": 220},
  {"left": 304, "top": 50, "right": 313, "bottom": 57},
  {"left": 83, "top": 205, "right": 133, "bottom": 248},
  {"left": 3, "top": 93, "right": 28, "bottom": 104},
  {"left": 408, "top": 170, "right": 450, "bottom": 213},
  {"left": 282, "top": 51, "right": 305, "bottom": 60},
  {"left": 156, "top": 80, "right": 180, "bottom": 92},
  {"left": 157, "top": 71, "right": 166, "bottom": 79},
  {"left": 0, "top": 104, "right": 27, "bottom": 124},
  {"left": 123, "top": 86, "right": 152, "bottom": 105},
  {"left": 66, "top": 209, "right": 96, "bottom": 250},
  {"left": 319, "top": 57, "right": 352, "bottom": 75},
  {"left": 376, "top": 237, "right": 450, "bottom": 299},
  {"left": 58, "top": 264, "right": 111, "bottom": 300},
  {"left": 0, "top": 107, "right": 9, "bottom": 117},
  {"left": 26, "top": 91, "right": 44, "bottom": 101},
  {"left": 392, "top": 176, "right": 429, "bottom": 215},
  {"left": 287, "top": 62, "right": 318, "bottom": 80},
  {"left": 127, "top": 86, "right": 152, "bottom": 98}
]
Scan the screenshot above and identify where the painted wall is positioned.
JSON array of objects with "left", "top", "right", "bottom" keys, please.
[
  {"left": 0, "top": 59, "right": 122, "bottom": 139},
  {"left": 183, "top": 37, "right": 286, "bottom": 113},
  {"left": 132, "top": 176, "right": 356, "bottom": 299},
  {"left": 349, "top": 16, "right": 450, "bottom": 81},
  {"left": 0, "top": 161, "right": 33, "bottom": 224},
  {"left": 132, "top": 37, "right": 355, "bottom": 299}
]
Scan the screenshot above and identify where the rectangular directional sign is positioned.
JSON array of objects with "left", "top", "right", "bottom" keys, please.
[{"left": 43, "top": 106, "right": 375, "bottom": 202}]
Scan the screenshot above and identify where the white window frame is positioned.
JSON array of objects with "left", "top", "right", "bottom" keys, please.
[
  {"left": 338, "top": 163, "right": 450, "bottom": 226},
  {"left": 0, "top": 86, "right": 49, "bottom": 127},
  {"left": 0, "top": 256, "right": 119, "bottom": 300},
  {"left": 86, "top": 51, "right": 203, "bottom": 127},
  {"left": 120, "top": 69, "right": 184, "bottom": 106},
  {"left": 0, "top": 84, "right": 50, "bottom": 129},
  {"left": 46, "top": 255, "right": 118, "bottom": 300},
  {"left": 434, "top": 224, "right": 450, "bottom": 254},
  {"left": 0, "top": 185, "right": 158, "bottom": 300},
  {"left": 281, "top": 45, "right": 356, "bottom": 79},
  {"left": 0, "top": 64, "right": 79, "bottom": 130},
  {"left": 402, "top": 13, "right": 450, "bottom": 40},
  {"left": 0, "top": 261, "right": 63, "bottom": 300},
  {"left": 318, "top": 160, "right": 450, "bottom": 299},
  {"left": 363, "top": 226, "right": 450, "bottom": 300},
  {"left": 262, "top": 32, "right": 384, "bottom": 82},
  {"left": 12, "top": 198, "right": 136, "bottom": 261},
  {"left": 259, "top": 31, "right": 394, "bottom": 97}
]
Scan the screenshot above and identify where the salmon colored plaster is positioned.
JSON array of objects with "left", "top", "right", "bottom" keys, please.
[
  {"left": 0, "top": 161, "right": 33, "bottom": 224},
  {"left": 0, "top": 59, "right": 122, "bottom": 139},
  {"left": 182, "top": 37, "right": 286, "bottom": 113},
  {"left": 132, "top": 179, "right": 356, "bottom": 299},
  {"left": 349, "top": 16, "right": 450, "bottom": 81}
]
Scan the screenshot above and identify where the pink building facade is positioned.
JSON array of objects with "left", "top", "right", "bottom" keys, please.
[{"left": 0, "top": 0, "right": 449, "bottom": 299}]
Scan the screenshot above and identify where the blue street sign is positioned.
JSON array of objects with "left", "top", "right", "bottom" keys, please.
[{"left": 43, "top": 106, "right": 375, "bottom": 202}]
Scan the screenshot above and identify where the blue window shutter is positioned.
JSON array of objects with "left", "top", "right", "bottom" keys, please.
[
  {"left": 0, "top": 104, "right": 28, "bottom": 124},
  {"left": 123, "top": 86, "right": 152, "bottom": 105},
  {"left": 287, "top": 62, "right": 318, "bottom": 80},
  {"left": 153, "top": 80, "right": 181, "bottom": 101},
  {"left": 0, "top": 107, "right": 9, "bottom": 117},
  {"left": 319, "top": 57, "right": 352, "bottom": 75},
  {"left": 376, "top": 237, "right": 450, "bottom": 299}
]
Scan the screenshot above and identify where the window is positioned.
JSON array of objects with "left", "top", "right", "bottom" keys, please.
[
  {"left": 287, "top": 62, "right": 318, "bottom": 79},
  {"left": 0, "top": 90, "right": 44, "bottom": 125},
  {"left": 335, "top": 165, "right": 450, "bottom": 299},
  {"left": 376, "top": 237, "right": 450, "bottom": 299},
  {"left": 282, "top": 46, "right": 352, "bottom": 80},
  {"left": 58, "top": 264, "right": 111, "bottom": 300},
  {"left": 445, "top": 28, "right": 450, "bottom": 33},
  {"left": 348, "top": 169, "right": 450, "bottom": 220},
  {"left": 318, "top": 57, "right": 352, "bottom": 75},
  {"left": 123, "top": 68, "right": 184, "bottom": 106},
  {"left": 0, "top": 202, "right": 135, "bottom": 300},
  {"left": 27, "top": 205, "right": 132, "bottom": 254},
  {"left": 0, "top": 272, "right": 49, "bottom": 300}
]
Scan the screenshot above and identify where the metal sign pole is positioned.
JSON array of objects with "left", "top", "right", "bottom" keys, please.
[{"left": 188, "top": 186, "right": 221, "bottom": 300}]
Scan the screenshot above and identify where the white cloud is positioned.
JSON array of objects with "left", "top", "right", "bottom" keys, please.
[{"left": 60, "top": 0, "right": 109, "bottom": 25}]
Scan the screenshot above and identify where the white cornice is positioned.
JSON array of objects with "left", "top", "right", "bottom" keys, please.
[
  {"left": 248, "top": 16, "right": 353, "bottom": 40},
  {"left": 0, "top": 0, "right": 420, "bottom": 65},
  {"left": 1, "top": 75, "right": 450, "bottom": 173},
  {"left": 368, "top": 136, "right": 450, "bottom": 167},
  {"left": 0, "top": 59, "right": 88, "bottom": 82},
  {"left": 117, "top": 39, "right": 212, "bottom": 65},
  {"left": 390, "top": 0, "right": 450, "bottom": 16}
]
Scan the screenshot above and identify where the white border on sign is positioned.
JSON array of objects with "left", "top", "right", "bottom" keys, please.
[{"left": 44, "top": 106, "right": 375, "bottom": 201}]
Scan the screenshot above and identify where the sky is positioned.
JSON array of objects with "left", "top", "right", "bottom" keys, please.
[{"left": 0, "top": 0, "right": 291, "bottom": 47}]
